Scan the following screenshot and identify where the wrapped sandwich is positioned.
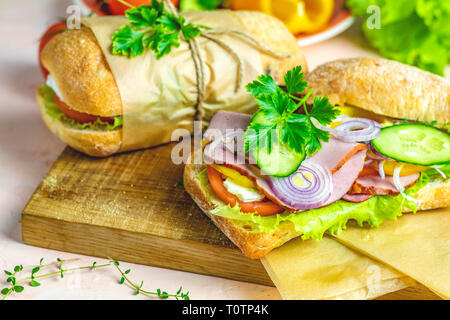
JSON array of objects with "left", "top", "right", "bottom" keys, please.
[
  {"left": 184, "top": 57, "right": 450, "bottom": 259},
  {"left": 37, "top": 4, "right": 307, "bottom": 157}
]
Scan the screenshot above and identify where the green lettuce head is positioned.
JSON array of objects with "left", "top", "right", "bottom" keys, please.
[{"left": 347, "top": 0, "right": 450, "bottom": 75}]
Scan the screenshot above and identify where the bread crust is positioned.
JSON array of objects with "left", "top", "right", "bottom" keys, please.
[
  {"left": 305, "top": 57, "right": 449, "bottom": 124},
  {"left": 36, "top": 89, "right": 122, "bottom": 157},
  {"left": 184, "top": 162, "right": 450, "bottom": 259},
  {"left": 40, "top": 27, "right": 123, "bottom": 117}
]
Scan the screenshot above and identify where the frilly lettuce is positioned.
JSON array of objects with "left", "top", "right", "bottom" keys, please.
[
  {"left": 347, "top": 0, "right": 450, "bottom": 75},
  {"left": 39, "top": 84, "right": 123, "bottom": 131},
  {"left": 198, "top": 165, "right": 449, "bottom": 240}
]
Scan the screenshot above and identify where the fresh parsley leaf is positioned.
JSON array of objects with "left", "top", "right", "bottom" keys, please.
[
  {"left": 112, "top": 25, "right": 146, "bottom": 58},
  {"left": 111, "top": 1, "right": 208, "bottom": 59},
  {"left": 284, "top": 65, "right": 308, "bottom": 94},
  {"left": 157, "top": 13, "right": 182, "bottom": 31},
  {"left": 306, "top": 120, "right": 330, "bottom": 156},
  {"left": 281, "top": 115, "right": 309, "bottom": 154},
  {"left": 244, "top": 66, "right": 340, "bottom": 164},
  {"left": 244, "top": 122, "right": 277, "bottom": 153},
  {"left": 126, "top": 6, "right": 159, "bottom": 29},
  {"left": 154, "top": 31, "right": 181, "bottom": 59},
  {"left": 309, "top": 96, "right": 341, "bottom": 126},
  {"left": 182, "top": 23, "right": 202, "bottom": 40},
  {"left": 246, "top": 74, "right": 279, "bottom": 97}
]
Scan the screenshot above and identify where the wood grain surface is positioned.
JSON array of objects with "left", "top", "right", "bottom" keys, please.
[{"left": 21, "top": 144, "right": 440, "bottom": 300}]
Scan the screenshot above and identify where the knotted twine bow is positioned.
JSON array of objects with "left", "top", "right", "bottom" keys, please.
[{"left": 162, "top": 0, "right": 291, "bottom": 122}]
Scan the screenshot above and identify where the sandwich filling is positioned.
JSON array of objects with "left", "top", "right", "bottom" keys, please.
[
  {"left": 200, "top": 109, "right": 449, "bottom": 239},
  {"left": 38, "top": 79, "right": 122, "bottom": 131}
]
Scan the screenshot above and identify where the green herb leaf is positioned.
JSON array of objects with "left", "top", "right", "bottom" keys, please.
[
  {"left": 13, "top": 286, "right": 24, "bottom": 293},
  {"left": 244, "top": 66, "right": 340, "bottom": 165},
  {"left": 1, "top": 288, "right": 9, "bottom": 295},
  {"left": 246, "top": 74, "right": 278, "bottom": 97},
  {"left": 280, "top": 114, "right": 309, "bottom": 153},
  {"left": 112, "top": 25, "right": 147, "bottom": 58},
  {"left": 309, "top": 96, "right": 341, "bottom": 126},
  {"left": 126, "top": 6, "right": 159, "bottom": 29},
  {"left": 284, "top": 65, "right": 308, "bottom": 94},
  {"left": 182, "top": 23, "right": 202, "bottom": 40},
  {"left": 4, "top": 270, "right": 12, "bottom": 276},
  {"left": 30, "top": 280, "right": 41, "bottom": 287},
  {"left": 111, "top": 1, "right": 207, "bottom": 60}
]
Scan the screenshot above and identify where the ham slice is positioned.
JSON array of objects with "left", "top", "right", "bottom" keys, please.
[
  {"left": 343, "top": 194, "right": 372, "bottom": 203},
  {"left": 203, "top": 111, "right": 368, "bottom": 211},
  {"left": 312, "top": 138, "right": 366, "bottom": 173},
  {"left": 204, "top": 111, "right": 251, "bottom": 141},
  {"left": 321, "top": 150, "right": 367, "bottom": 206},
  {"left": 349, "top": 174, "right": 420, "bottom": 196}
]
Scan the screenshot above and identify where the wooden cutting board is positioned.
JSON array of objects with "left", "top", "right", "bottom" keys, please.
[{"left": 21, "top": 144, "right": 439, "bottom": 299}]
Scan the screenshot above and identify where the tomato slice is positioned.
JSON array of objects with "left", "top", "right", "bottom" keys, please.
[
  {"left": 207, "top": 166, "right": 284, "bottom": 216},
  {"left": 38, "top": 22, "right": 67, "bottom": 78},
  {"left": 108, "top": 0, "right": 179, "bottom": 15},
  {"left": 54, "top": 94, "right": 114, "bottom": 124}
]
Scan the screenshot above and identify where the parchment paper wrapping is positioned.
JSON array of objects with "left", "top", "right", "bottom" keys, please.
[
  {"left": 261, "top": 236, "right": 415, "bottom": 300},
  {"left": 334, "top": 209, "right": 450, "bottom": 299},
  {"left": 83, "top": 12, "right": 263, "bottom": 152}
]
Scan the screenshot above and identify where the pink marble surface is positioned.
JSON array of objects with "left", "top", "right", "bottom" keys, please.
[{"left": 0, "top": 0, "right": 414, "bottom": 300}]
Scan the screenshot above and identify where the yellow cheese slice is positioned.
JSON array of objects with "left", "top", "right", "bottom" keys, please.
[
  {"left": 333, "top": 208, "right": 450, "bottom": 299},
  {"left": 261, "top": 236, "right": 415, "bottom": 300}
]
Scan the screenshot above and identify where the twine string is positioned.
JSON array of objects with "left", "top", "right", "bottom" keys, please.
[{"left": 163, "top": 0, "right": 290, "bottom": 121}]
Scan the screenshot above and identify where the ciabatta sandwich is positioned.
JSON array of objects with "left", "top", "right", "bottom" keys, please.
[
  {"left": 36, "top": 10, "right": 307, "bottom": 157},
  {"left": 184, "top": 57, "right": 450, "bottom": 259}
]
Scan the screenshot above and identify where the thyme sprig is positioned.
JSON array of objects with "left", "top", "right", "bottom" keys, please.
[{"left": 1, "top": 258, "right": 189, "bottom": 300}]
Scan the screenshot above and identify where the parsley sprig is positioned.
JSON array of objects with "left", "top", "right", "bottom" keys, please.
[
  {"left": 112, "top": 0, "right": 210, "bottom": 59},
  {"left": 245, "top": 66, "right": 340, "bottom": 157}
]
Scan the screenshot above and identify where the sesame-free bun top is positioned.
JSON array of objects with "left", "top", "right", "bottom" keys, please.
[{"left": 305, "top": 58, "right": 449, "bottom": 124}]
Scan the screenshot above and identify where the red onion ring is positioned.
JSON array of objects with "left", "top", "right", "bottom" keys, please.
[
  {"left": 378, "top": 160, "right": 386, "bottom": 179},
  {"left": 268, "top": 160, "right": 333, "bottom": 210},
  {"left": 367, "top": 142, "right": 391, "bottom": 160},
  {"left": 331, "top": 119, "right": 381, "bottom": 143}
]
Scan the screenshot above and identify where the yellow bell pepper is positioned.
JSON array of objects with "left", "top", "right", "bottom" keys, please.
[
  {"left": 211, "top": 164, "right": 256, "bottom": 189},
  {"left": 229, "top": 0, "right": 334, "bottom": 34},
  {"left": 372, "top": 161, "right": 430, "bottom": 177}
]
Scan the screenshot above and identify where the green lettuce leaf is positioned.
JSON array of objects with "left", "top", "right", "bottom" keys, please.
[
  {"left": 198, "top": 165, "right": 449, "bottom": 239},
  {"left": 347, "top": 0, "right": 450, "bottom": 75},
  {"left": 39, "top": 84, "right": 123, "bottom": 131}
]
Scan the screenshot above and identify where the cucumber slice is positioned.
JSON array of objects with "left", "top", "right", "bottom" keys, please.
[
  {"left": 372, "top": 124, "right": 450, "bottom": 166},
  {"left": 249, "top": 111, "right": 305, "bottom": 177},
  {"left": 251, "top": 143, "right": 305, "bottom": 177}
]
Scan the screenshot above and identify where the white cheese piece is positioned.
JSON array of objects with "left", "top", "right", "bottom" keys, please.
[
  {"left": 46, "top": 75, "right": 64, "bottom": 102},
  {"left": 223, "top": 178, "right": 264, "bottom": 203}
]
